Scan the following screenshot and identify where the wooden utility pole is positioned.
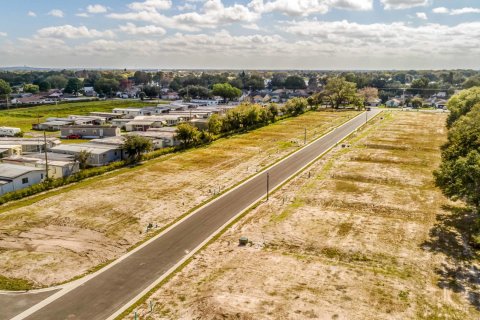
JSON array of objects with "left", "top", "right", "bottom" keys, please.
[{"left": 43, "top": 131, "right": 49, "bottom": 180}]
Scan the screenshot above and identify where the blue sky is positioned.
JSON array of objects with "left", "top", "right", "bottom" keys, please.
[{"left": 0, "top": 0, "right": 479, "bottom": 69}]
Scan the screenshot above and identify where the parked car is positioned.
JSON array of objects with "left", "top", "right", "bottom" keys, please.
[{"left": 67, "top": 134, "right": 82, "bottom": 139}]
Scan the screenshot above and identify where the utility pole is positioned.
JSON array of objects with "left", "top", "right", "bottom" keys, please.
[
  {"left": 43, "top": 131, "right": 49, "bottom": 180},
  {"left": 266, "top": 172, "right": 270, "bottom": 201},
  {"left": 304, "top": 128, "right": 307, "bottom": 145}
]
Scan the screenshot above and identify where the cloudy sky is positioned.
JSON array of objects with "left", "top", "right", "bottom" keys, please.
[{"left": 0, "top": 0, "right": 479, "bottom": 69}]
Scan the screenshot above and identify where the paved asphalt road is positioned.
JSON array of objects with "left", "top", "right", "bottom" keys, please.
[{"left": 14, "top": 109, "right": 380, "bottom": 320}]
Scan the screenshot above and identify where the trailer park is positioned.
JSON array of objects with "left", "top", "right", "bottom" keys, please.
[{"left": 0, "top": 99, "right": 230, "bottom": 196}]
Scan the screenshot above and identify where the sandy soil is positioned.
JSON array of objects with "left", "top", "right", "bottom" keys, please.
[
  {"left": 0, "top": 111, "right": 357, "bottom": 287},
  {"left": 130, "top": 111, "right": 480, "bottom": 320}
]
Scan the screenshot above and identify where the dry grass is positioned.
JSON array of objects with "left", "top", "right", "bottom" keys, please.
[
  {"left": 130, "top": 111, "right": 480, "bottom": 320},
  {"left": 0, "top": 110, "right": 358, "bottom": 288}
]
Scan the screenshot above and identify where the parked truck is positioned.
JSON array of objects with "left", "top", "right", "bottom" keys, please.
[{"left": 0, "top": 127, "right": 22, "bottom": 137}]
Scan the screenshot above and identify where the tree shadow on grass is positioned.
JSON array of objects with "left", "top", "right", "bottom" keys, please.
[{"left": 421, "top": 204, "right": 480, "bottom": 310}]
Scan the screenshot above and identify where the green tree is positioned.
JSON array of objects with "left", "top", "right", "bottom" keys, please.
[
  {"left": 0, "top": 79, "right": 12, "bottom": 101},
  {"left": 133, "top": 71, "right": 152, "bottom": 85},
  {"left": 284, "top": 97, "right": 308, "bottom": 116},
  {"left": 94, "top": 78, "right": 120, "bottom": 96},
  {"left": 23, "top": 84, "right": 39, "bottom": 94},
  {"left": 176, "top": 123, "right": 200, "bottom": 147},
  {"left": 267, "top": 103, "right": 279, "bottom": 122},
  {"left": 212, "top": 83, "right": 242, "bottom": 102},
  {"left": 410, "top": 97, "right": 424, "bottom": 109},
  {"left": 207, "top": 114, "right": 223, "bottom": 135},
  {"left": 64, "top": 78, "right": 83, "bottom": 96},
  {"left": 321, "top": 77, "right": 359, "bottom": 109},
  {"left": 122, "top": 135, "right": 153, "bottom": 163},
  {"left": 38, "top": 80, "right": 51, "bottom": 92},
  {"left": 74, "top": 150, "right": 92, "bottom": 170},
  {"left": 446, "top": 87, "right": 480, "bottom": 128},
  {"left": 435, "top": 104, "right": 480, "bottom": 209},
  {"left": 45, "top": 75, "right": 68, "bottom": 89},
  {"left": 284, "top": 76, "right": 307, "bottom": 90}
]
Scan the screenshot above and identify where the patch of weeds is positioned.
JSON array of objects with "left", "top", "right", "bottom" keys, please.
[{"left": 0, "top": 274, "right": 34, "bottom": 291}]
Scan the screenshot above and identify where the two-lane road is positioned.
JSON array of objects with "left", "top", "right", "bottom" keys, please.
[{"left": 14, "top": 109, "right": 381, "bottom": 320}]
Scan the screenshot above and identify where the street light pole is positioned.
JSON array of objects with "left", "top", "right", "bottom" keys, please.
[
  {"left": 266, "top": 172, "right": 270, "bottom": 201},
  {"left": 304, "top": 128, "right": 307, "bottom": 145}
]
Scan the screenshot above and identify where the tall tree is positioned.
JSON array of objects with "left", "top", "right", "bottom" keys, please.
[
  {"left": 446, "top": 87, "right": 480, "bottom": 128},
  {"left": 122, "top": 135, "right": 153, "bottom": 163},
  {"left": 176, "top": 123, "right": 200, "bottom": 147},
  {"left": 284, "top": 76, "right": 307, "bottom": 90},
  {"left": 212, "top": 83, "right": 242, "bottom": 102},
  {"left": 0, "top": 79, "right": 12, "bottom": 105},
  {"left": 64, "top": 78, "right": 84, "bottom": 96},
  {"left": 321, "top": 77, "right": 359, "bottom": 109},
  {"left": 94, "top": 78, "right": 120, "bottom": 96}
]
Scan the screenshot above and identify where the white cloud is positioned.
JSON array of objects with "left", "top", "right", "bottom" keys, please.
[
  {"left": 48, "top": 9, "right": 64, "bottom": 18},
  {"left": 178, "top": 3, "right": 196, "bottom": 11},
  {"left": 248, "top": 0, "right": 372, "bottom": 16},
  {"left": 27, "top": 11, "right": 37, "bottom": 17},
  {"left": 127, "top": 0, "right": 172, "bottom": 11},
  {"left": 431, "top": 6, "right": 480, "bottom": 15},
  {"left": 76, "top": 13, "right": 90, "bottom": 17},
  {"left": 109, "top": 0, "right": 260, "bottom": 31},
  {"left": 450, "top": 7, "right": 480, "bottom": 15},
  {"left": 432, "top": 7, "right": 448, "bottom": 14},
  {"left": 86, "top": 4, "right": 108, "bottom": 14},
  {"left": 282, "top": 19, "right": 480, "bottom": 59},
  {"left": 0, "top": 32, "right": 7, "bottom": 37},
  {"left": 416, "top": 12, "right": 427, "bottom": 20},
  {"left": 36, "top": 25, "right": 115, "bottom": 39},
  {"left": 119, "top": 22, "right": 166, "bottom": 35},
  {"left": 380, "top": 0, "right": 430, "bottom": 10}
]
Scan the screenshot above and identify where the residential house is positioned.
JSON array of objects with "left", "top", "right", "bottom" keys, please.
[
  {"left": 0, "top": 137, "right": 61, "bottom": 153},
  {"left": 50, "top": 143, "right": 123, "bottom": 166},
  {"left": 385, "top": 98, "right": 402, "bottom": 107},
  {"left": 33, "top": 120, "right": 73, "bottom": 131},
  {"left": 60, "top": 125, "right": 120, "bottom": 139},
  {"left": 0, "top": 145, "right": 22, "bottom": 158},
  {"left": 112, "top": 108, "right": 142, "bottom": 119},
  {"left": 2, "top": 153, "right": 79, "bottom": 179},
  {"left": 0, "top": 163, "right": 45, "bottom": 195}
]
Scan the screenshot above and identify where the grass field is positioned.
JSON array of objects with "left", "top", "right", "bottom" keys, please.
[
  {"left": 0, "top": 109, "right": 358, "bottom": 289},
  {"left": 0, "top": 100, "right": 157, "bottom": 132},
  {"left": 129, "top": 111, "right": 480, "bottom": 319}
]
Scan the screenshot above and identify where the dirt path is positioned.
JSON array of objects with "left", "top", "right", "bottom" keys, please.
[
  {"left": 0, "top": 111, "right": 357, "bottom": 288},
  {"left": 130, "top": 111, "right": 480, "bottom": 320}
]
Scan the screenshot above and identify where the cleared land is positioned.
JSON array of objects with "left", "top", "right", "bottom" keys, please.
[
  {"left": 0, "top": 100, "right": 157, "bottom": 132},
  {"left": 0, "top": 110, "right": 358, "bottom": 289},
  {"left": 130, "top": 111, "right": 480, "bottom": 320}
]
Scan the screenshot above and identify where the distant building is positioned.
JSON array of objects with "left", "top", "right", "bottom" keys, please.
[
  {"left": 0, "top": 137, "right": 61, "bottom": 153},
  {"left": 0, "top": 163, "right": 45, "bottom": 195},
  {"left": 60, "top": 126, "right": 121, "bottom": 139},
  {"left": 112, "top": 108, "right": 142, "bottom": 119},
  {"left": 0, "top": 127, "right": 21, "bottom": 137}
]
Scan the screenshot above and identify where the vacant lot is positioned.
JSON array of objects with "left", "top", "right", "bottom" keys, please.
[
  {"left": 0, "top": 110, "right": 357, "bottom": 288},
  {"left": 131, "top": 111, "right": 480, "bottom": 319},
  {"left": 0, "top": 100, "right": 157, "bottom": 132}
]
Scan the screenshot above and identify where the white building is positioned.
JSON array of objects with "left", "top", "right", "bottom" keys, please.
[
  {"left": 0, "top": 163, "right": 45, "bottom": 195},
  {"left": 112, "top": 108, "right": 142, "bottom": 119},
  {"left": 0, "top": 127, "right": 21, "bottom": 137}
]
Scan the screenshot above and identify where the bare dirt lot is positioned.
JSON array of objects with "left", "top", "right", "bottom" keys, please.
[
  {"left": 131, "top": 111, "right": 480, "bottom": 320},
  {"left": 0, "top": 110, "right": 358, "bottom": 288}
]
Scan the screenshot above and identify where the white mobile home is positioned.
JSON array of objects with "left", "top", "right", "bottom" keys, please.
[
  {"left": 0, "top": 163, "right": 45, "bottom": 195},
  {"left": 0, "top": 127, "right": 21, "bottom": 137}
]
